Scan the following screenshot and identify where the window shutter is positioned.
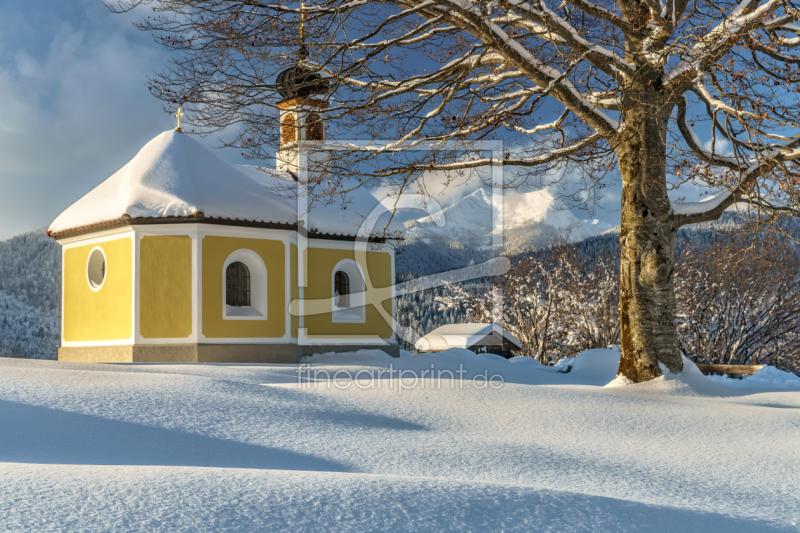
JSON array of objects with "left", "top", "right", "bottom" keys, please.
[
  {"left": 306, "top": 112, "right": 324, "bottom": 141},
  {"left": 281, "top": 115, "right": 296, "bottom": 144}
]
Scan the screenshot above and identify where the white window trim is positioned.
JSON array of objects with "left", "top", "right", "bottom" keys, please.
[
  {"left": 222, "top": 249, "right": 268, "bottom": 321},
  {"left": 86, "top": 246, "right": 107, "bottom": 292},
  {"left": 331, "top": 259, "right": 366, "bottom": 323}
]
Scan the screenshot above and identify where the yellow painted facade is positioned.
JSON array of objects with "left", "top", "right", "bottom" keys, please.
[
  {"left": 201, "top": 236, "right": 286, "bottom": 338},
  {"left": 60, "top": 230, "right": 395, "bottom": 351},
  {"left": 63, "top": 238, "right": 133, "bottom": 342},
  {"left": 303, "top": 248, "right": 393, "bottom": 338},
  {"left": 290, "top": 243, "right": 299, "bottom": 338},
  {"left": 140, "top": 235, "right": 193, "bottom": 339}
]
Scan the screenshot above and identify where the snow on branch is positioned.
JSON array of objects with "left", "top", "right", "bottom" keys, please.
[
  {"left": 315, "top": 50, "right": 508, "bottom": 97},
  {"left": 477, "top": 18, "right": 620, "bottom": 135},
  {"left": 561, "top": 0, "right": 632, "bottom": 32},
  {"left": 502, "top": 0, "right": 635, "bottom": 78},
  {"left": 672, "top": 192, "right": 739, "bottom": 226},
  {"left": 671, "top": 192, "right": 732, "bottom": 216},
  {"left": 665, "top": 0, "right": 785, "bottom": 87},
  {"left": 506, "top": 108, "right": 570, "bottom": 134},
  {"left": 422, "top": 132, "right": 604, "bottom": 170}
]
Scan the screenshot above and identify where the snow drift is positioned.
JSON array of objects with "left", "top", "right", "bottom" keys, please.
[{"left": 2, "top": 350, "right": 798, "bottom": 531}]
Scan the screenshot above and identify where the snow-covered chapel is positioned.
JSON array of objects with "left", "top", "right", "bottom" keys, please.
[{"left": 48, "top": 65, "right": 401, "bottom": 364}]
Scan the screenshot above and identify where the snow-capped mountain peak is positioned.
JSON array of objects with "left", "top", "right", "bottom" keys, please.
[
  {"left": 501, "top": 189, "right": 584, "bottom": 231},
  {"left": 580, "top": 218, "right": 616, "bottom": 235},
  {"left": 403, "top": 187, "right": 591, "bottom": 258}
]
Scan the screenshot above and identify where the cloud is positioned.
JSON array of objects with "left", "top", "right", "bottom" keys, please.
[
  {"left": 0, "top": 4, "right": 189, "bottom": 240},
  {"left": 368, "top": 167, "right": 486, "bottom": 223},
  {"left": 702, "top": 137, "right": 733, "bottom": 157}
]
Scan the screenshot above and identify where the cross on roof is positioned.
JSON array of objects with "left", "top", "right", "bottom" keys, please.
[
  {"left": 175, "top": 106, "right": 184, "bottom": 132},
  {"left": 300, "top": 2, "right": 306, "bottom": 41}
]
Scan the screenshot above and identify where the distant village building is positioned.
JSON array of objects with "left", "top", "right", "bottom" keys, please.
[
  {"left": 416, "top": 324, "right": 522, "bottom": 358},
  {"left": 48, "top": 62, "right": 401, "bottom": 364}
]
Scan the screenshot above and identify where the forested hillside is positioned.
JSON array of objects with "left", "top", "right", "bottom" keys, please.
[{"left": 0, "top": 228, "right": 61, "bottom": 359}]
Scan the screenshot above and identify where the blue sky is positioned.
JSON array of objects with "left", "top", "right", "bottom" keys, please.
[
  {"left": 0, "top": 0, "right": 199, "bottom": 239},
  {"left": 0, "top": 1, "right": 717, "bottom": 241},
  {"left": 0, "top": 1, "right": 155, "bottom": 239}
]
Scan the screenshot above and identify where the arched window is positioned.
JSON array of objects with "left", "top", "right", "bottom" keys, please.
[
  {"left": 281, "top": 114, "right": 296, "bottom": 144},
  {"left": 226, "top": 261, "right": 251, "bottom": 307},
  {"left": 334, "top": 271, "right": 350, "bottom": 308},
  {"left": 223, "top": 250, "right": 267, "bottom": 320},
  {"left": 306, "top": 112, "right": 324, "bottom": 141},
  {"left": 331, "top": 260, "right": 365, "bottom": 323}
]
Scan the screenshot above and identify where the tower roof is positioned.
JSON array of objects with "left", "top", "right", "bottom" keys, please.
[
  {"left": 276, "top": 65, "right": 326, "bottom": 100},
  {"left": 49, "top": 130, "right": 402, "bottom": 239}
]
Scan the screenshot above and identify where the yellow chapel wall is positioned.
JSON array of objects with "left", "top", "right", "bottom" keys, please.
[
  {"left": 290, "top": 243, "right": 299, "bottom": 338},
  {"left": 139, "top": 235, "right": 193, "bottom": 339},
  {"left": 202, "top": 235, "right": 286, "bottom": 338},
  {"left": 63, "top": 237, "right": 133, "bottom": 343},
  {"left": 302, "top": 247, "right": 394, "bottom": 339}
]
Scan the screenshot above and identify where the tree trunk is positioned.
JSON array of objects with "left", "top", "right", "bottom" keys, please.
[{"left": 616, "top": 87, "right": 684, "bottom": 382}]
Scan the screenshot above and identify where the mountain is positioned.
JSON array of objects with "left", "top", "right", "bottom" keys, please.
[
  {"left": 580, "top": 218, "right": 616, "bottom": 235},
  {"left": 398, "top": 188, "right": 591, "bottom": 275},
  {"left": 0, "top": 228, "right": 61, "bottom": 359}
]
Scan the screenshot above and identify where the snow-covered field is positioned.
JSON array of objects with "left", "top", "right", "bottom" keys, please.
[{"left": 1, "top": 350, "right": 799, "bottom": 532}]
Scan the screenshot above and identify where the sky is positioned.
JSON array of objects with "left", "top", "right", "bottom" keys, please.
[
  {"left": 0, "top": 0, "right": 204, "bottom": 240},
  {"left": 0, "top": 1, "right": 155, "bottom": 239},
  {"left": 0, "top": 0, "right": 715, "bottom": 241}
]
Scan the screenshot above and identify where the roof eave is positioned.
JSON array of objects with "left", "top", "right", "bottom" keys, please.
[{"left": 48, "top": 215, "right": 402, "bottom": 243}]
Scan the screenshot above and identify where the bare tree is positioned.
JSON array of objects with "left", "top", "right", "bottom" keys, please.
[
  {"left": 440, "top": 251, "right": 564, "bottom": 362},
  {"left": 556, "top": 244, "right": 620, "bottom": 354},
  {"left": 436, "top": 240, "right": 620, "bottom": 362},
  {"left": 111, "top": 0, "right": 800, "bottom": 381},
  {"left": 675, "top": 235, "right": 800, "bottom": 371},
  {"left": 438, "top": 230, "right": 800, "bottom": 372}
]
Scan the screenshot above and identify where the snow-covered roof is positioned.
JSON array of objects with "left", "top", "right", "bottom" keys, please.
[
  {"left": 416, "top": 323, "right": 522, "bottom": 352},
  {"left": 49, "top": 130, "right": 403, "bottom": 239}
]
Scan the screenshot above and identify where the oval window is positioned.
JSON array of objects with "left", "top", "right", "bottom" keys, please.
[{"left": 86, "top": 247, "right": 107, "bottom": 291}]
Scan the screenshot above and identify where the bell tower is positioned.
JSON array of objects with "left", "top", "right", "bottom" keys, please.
[{"left": 275, "top": 66, "right": 328, "bottom": 176}]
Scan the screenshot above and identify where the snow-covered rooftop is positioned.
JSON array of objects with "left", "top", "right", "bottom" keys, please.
[
  {"left": 49, "top": 130, "right": 403, "bottom": 239},
  {"left": 416, "top": 323, "right": 522, "bottom": 352}
]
